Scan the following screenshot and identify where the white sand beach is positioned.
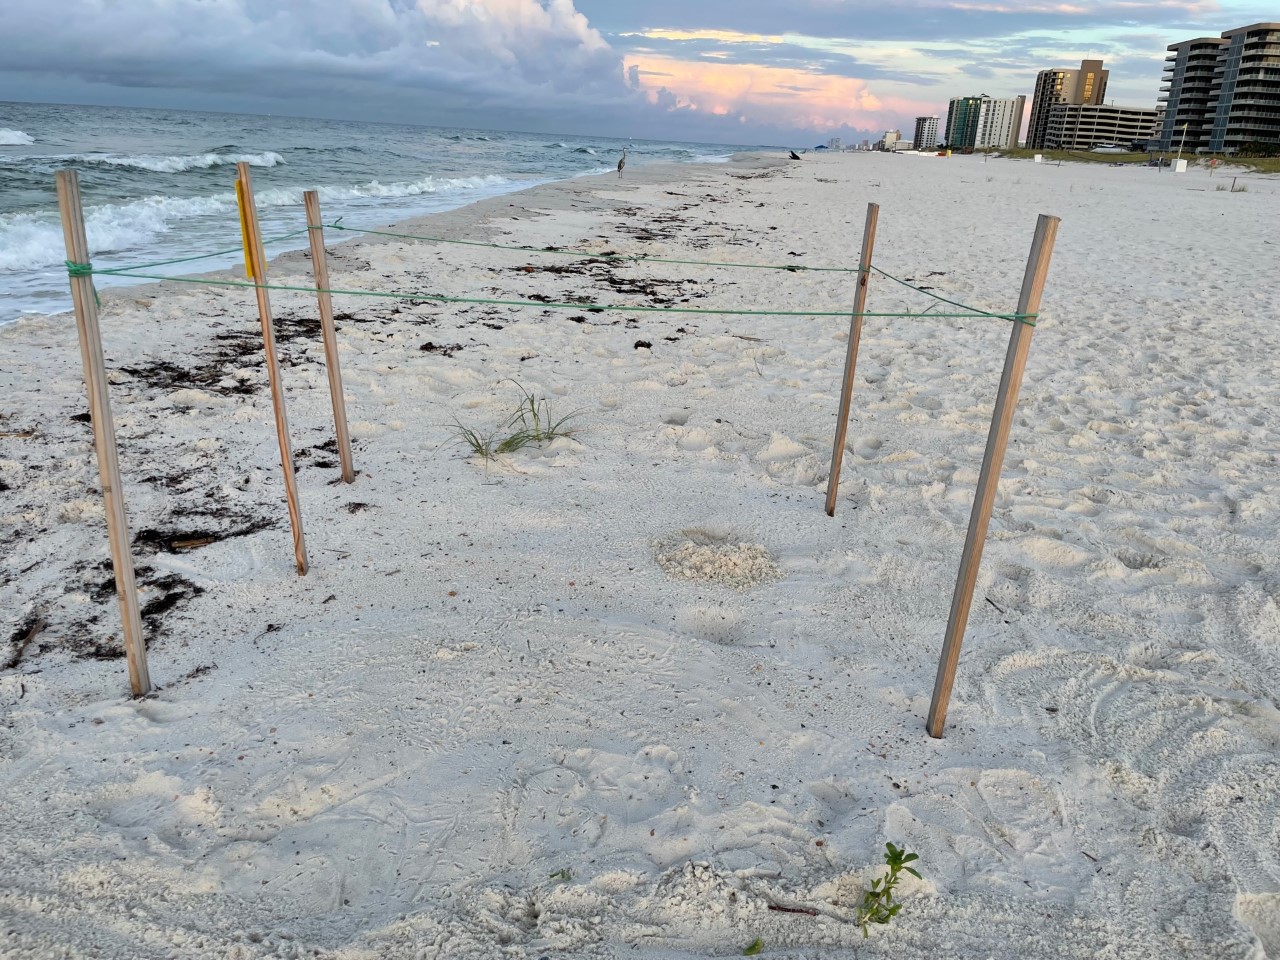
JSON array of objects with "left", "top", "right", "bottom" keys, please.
[{"left": 2, "top": 151, "right": 1278, "bottom": 959}]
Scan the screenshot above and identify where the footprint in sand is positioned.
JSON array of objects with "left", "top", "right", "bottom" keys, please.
[
  {"left": 852, "top": 437, "right": 883, "bottom": 460},
  {"left": 754, "top": 432, "right": 826, "bottom": 487},
  {"left": 558, "top": 743, "right": 686, "bottom": 825},
  {"left": 674, "top": 605, "right": 746, "bottom": 645}
]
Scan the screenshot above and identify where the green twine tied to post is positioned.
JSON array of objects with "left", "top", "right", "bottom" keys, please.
[
  {"left": 61, "top": 248, "right": 1040, "bottom": 327},
  {"left": 65, "top": 259, "right": 101, "bottom": 308}
]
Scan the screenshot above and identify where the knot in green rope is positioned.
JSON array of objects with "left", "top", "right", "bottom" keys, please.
[{"left": 65, "top": 260, "right": 101, "bottom": 307}]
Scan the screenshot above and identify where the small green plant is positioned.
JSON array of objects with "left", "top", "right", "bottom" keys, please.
[
  {"left": 549, "top": 867, "right": 572, "bottom": 882},
  {"left": 856, "top": 842, "right": 922, "bottom": 937},
  {"left": 448, "top": 380, "right": 577, "bottom": 462},
  {"left": 448, "top": 419, "right": 537, "bottom": 459},
  {"left": 743, "top": 937, "right": 764, "bottom": 956},
  {"left": 506, "top": 379, "right": 577, "bottom": 443}
]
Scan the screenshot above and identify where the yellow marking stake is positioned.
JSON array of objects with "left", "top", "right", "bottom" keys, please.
[{"left": 235, "top": 178, "right": 255, "bottom": 280}]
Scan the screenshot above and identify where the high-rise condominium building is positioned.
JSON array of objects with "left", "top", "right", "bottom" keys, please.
[
  {"left": 1027, "top": 59, "right": 1109, "bottom": 149},
  {"left": 1159, "top": 36, "right": 1228, "bottom": 152},
  {"left": 946, "top": 97, "right": 981, "bottom": 148},
  {"left": 945, "top": 95, "right": 1025, "bottom": 150},
  {"left": 1157, "top": 22, "right": 1280, "bottom": 154},
  {"left": 914, "top": 116, "right": 940, "bottom": 151}
]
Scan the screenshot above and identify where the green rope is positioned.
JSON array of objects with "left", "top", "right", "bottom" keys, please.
[
  {"left": 321, "top": 222, "right": 859, "bottom": 274},
  {"left": 75, "top": 269, "right": 852, "bottom": 317},
  {"left": 870, "top": 265, "right": 1017, "bottom": 321},
  {"left": 63, "top": 264, "right": 1035, "bottom": 324},
  {"left": 315, "top": 223, "right": 1036, "bottom": 324},
  {"left": 64, "top": 260, "right": 101, "bottom": 308},
  {"left": 87, "top": 227, "right": 312, "bottom": 277},
  {"left": 67, "top": 214, "right": 1037, "bottom": 326}
]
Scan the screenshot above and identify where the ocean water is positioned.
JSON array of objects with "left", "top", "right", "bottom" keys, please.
[{"left": 0, "top": 102, "right": 760, "bottom": 326}]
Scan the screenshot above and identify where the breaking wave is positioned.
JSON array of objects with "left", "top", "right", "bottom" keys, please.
[
  {"left": 0, "top": 195, "right": 230, "bottom": 272},
  {"left": 0, "top": 129, "right": 35, "bottom": 146},
  {"left": 279, "top": 173, "right": 510, "bottom": 204},
  {"left": 69, "top": 151, "right": 285, "bottom": 173},
  {"left": 0, "top": 174, "right": 513, "bottom": 272}
]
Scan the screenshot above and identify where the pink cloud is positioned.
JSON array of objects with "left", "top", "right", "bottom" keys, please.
[{"left": 625, "top": 54, "right": 936, "bottom": 132}]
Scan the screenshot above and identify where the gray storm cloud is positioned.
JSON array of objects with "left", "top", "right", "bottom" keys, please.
[
  {"left": 2, "top": 0, "right": 633, "bottom": 114},
  {"left": 5, "top": 0, "right": 1216, "bottom": 142}
]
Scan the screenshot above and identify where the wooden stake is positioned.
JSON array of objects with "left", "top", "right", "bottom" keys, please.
[
  {"left": 825, "top": 202, "right": 879, "bottom": 517},
  {"left": 236, "top": 163, "right": 309, "bottom": 575},
  {"left": 926, "top": 213, "right": 1059, "bottom": 738},
  {"left": 303, "top": 191, "right": 355, "bottom": 483},
  {"left": 55, "top": 170, "right": 151, "bottom": 697}
]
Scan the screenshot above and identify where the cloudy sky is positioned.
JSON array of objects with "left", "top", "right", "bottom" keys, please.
[{"left": 3, "top": 0, "right": 1274, "bottom": 145}]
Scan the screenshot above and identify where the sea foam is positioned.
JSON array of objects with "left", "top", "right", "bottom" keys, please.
[
  {"left": 0, "top": 175, "right": 512, "bottom": 272},
  {"left": 0, "top": 129, "right": 36, "bottom": 146},
  {"left": 70, "top": 151, "right": 285, "bottom": 173},
  {"left": 0, "top": 194, "right": 230, "bottom": 272},
  {"left": 309, "top": 174, "right": 510, "bottom": 202},
  {"left": 253, "top": 174, "right": 511, "bottom": 206}
]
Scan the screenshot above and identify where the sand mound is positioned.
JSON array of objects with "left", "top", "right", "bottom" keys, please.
[{"left": 655, "top": 526, "right": 782, "bottom": 587}]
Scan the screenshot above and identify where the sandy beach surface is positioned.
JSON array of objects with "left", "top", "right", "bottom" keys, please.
[{"left": 2, "top": 151, "right": 1278, "bottom": 959}]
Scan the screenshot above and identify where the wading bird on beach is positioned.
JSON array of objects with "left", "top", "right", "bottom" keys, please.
[{"left": 617, "top": 148, "right": 627, "bottom": 178}]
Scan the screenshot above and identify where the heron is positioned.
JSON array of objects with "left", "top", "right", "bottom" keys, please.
[{"left": 617, "top": 147, "right": 627, "bottom": 178}]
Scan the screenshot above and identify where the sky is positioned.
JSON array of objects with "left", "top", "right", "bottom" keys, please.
[{"left": 2, "top": 0, "right": 1275, "bottom": 145}]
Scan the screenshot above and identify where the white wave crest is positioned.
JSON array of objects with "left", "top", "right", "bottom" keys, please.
[
  {"left": 0, "top": 174, "right": 513, "bottom": 272},
  {"left": 0, "top": 195, "right": 234, "bottom": 272},
  {"left": 325, "top": 173, "right": 510, "bottom": 200},
  {"left": 256, "top": 174, "right": 511, "bottom": 205},
  {"left": 0, "top": 129, "right": 36, "bottom": 146},
  {"left": 78, "top": 151, "right": 285, "bottom": 173}
]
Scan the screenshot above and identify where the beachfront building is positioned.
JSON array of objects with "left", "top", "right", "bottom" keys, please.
[
  {"left": 1043, "top": 103, "right": 1161, "bottom": 150},
  {"left": 914, "top": 115, "right": 940, "bottom": 151},
  {"left": 1027, "top": 59, "right": 1109, "bottom": 149},
  {"left": 980, "top": 96, "right": 1026, "bottom": 149},
  {"left": 945, "top": 97, "right": 981, "bottom": 148},
  {"left": 1157, "top": 22, "right": 1280, "bottom": 155},
  {"left": 878, "top": 129, "right": 901, "bottom": 151},
  {"left": 945, "top": 95, "right": 1025, "bottom": 151},
  {"left": 1158, "top": 36, "right": 1228, "bottom": 153}
]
